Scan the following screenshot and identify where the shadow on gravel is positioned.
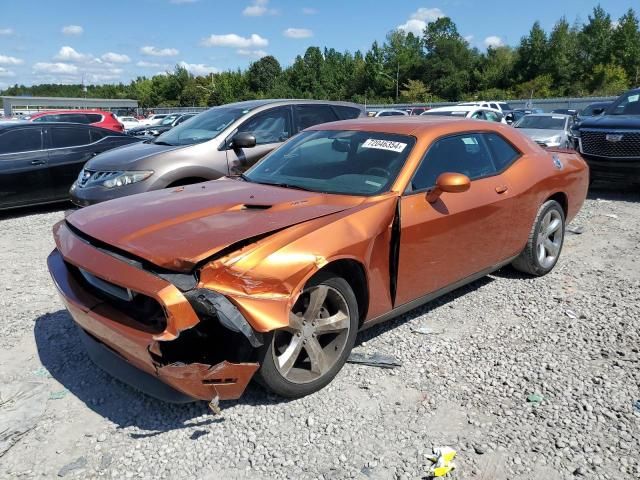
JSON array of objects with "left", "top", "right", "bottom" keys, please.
[
  {"left": 355, "top": 275, "right": 494, "bottom": 346},
  {"left": 588, "top": 182, "right": 640, "bottom": 203},
  {"left": 0, "top": 201, "right": 70, "bottom": 220},
  {"left": 34, "top": 310, "right": 291, "bottom": 432}
]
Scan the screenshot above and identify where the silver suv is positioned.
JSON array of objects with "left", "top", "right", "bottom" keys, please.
[{"left": 70, "top": 99, "right": 364, "bottom": 206}]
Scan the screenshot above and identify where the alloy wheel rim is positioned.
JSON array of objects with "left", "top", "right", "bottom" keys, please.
[
  {"left": 272, "top": 285, "right": 351, "bottom": 384},
  {"left": 536, "top": 210, "right": 563, "bottom": 268}
]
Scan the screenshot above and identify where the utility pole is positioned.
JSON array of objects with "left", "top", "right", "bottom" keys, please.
[{"left": 396, "top": 62, "right": 399, "bottom": 103}]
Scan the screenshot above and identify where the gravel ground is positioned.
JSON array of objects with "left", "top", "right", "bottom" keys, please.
[{"left": 0, "top": 186, "right": 639, "bottom": 480}]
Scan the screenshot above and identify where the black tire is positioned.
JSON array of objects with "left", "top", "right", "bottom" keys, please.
[
  {"left": 512, "top": 200, "right": 565, "bottom": 276},
  {"left": 256, "top": 272, "right": 359, "bottom": 398}
]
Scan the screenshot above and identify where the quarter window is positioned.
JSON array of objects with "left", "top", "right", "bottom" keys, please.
[
  {"left": 0, "top": 128, "right": 43, "bottom": 154},
  {"left": 484, "top": 133, "right": 520, "bottom": 170},
  {"left": 237, "top": 107, "right": 292, "bottom": 145},
  {"left": 51, "top": 126, "right": 92, "bottom": 148},
  {"left": 296, "top": 105, "right": 338, "bottom": 131},
  {"left": 410, "top": 133, "right": 497, "bottom": 191},
  {"left": 332, "top": 105, "right": 362, "bottom": 120}
]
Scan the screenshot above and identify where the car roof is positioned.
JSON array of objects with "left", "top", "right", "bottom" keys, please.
[
  {"left": 429, "top": 105, "right": 498, "bottom": 112},
  {"left": 0, "top": 121, "right": 122, "bottom": 132},
  {"left": 306, "top": 116, "right": 507, "bottom": 137},
  {"left": 29, "top": 110, "right": 110, "bottom": 115},
  {"left": 221, "top": 99, "right": 363, "bottom": 110}
]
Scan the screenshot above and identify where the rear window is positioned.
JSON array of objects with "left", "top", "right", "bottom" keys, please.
[
  {"left": 296, "top": 105, "right": 338, "bottom": 131},
  {"left": 51, "top": 126, "right": 91, "bottom": 148},
  {"left": 85, "top": 114, "right": 103, "bottom": 123},
  {"left": 90, "top": 128, "right": 107, "bottom": 142},
  {"left": 332, "top": 105, "right": 361, "bottom": 120}
]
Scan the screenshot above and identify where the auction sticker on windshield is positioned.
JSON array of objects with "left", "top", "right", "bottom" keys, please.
[{"left": 362, "top": 139, "right": 407, "bottom": 152}]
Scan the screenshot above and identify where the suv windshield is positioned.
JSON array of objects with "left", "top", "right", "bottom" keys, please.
[
  {"left": 498, "top": 103, "right": 513, "bottom": 110},
  {"left": 245, "top": 130, "right": 415, "bottom": 196},
  {"left": 155, "top": 106, "right": 249, "bottom": 146},
  {"left": 606, "top": 90, "right": 640, "bottom": 115},
  {"left": 515, "top": 116, "right": 566, "bottom": 130}
]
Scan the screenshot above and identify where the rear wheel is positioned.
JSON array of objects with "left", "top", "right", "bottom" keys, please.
[
  {"left": 512, "top": 200, "right": 565, "bottom": 276},
  {"left": 257, "top": 273, "right": 358, "bottom": 398}
]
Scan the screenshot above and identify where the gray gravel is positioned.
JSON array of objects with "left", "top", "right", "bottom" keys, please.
[{"left": 0, "top": 187, "right": 639, "bottom": 480}]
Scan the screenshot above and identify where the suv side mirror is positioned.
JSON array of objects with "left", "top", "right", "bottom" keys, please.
[
  {"left": 426, "top": 172, "right": 471, "bottom": 203},
  {"left": 230, "top": 132, "right": 257, "bottom": 149}
]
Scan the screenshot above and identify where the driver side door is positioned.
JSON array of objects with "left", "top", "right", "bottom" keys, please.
[{"left": 226, "top": 106, "right": 293, "bottom": 175}]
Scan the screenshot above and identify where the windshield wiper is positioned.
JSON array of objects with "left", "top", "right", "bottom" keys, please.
[
  {"left": 153, "top": 140, "right": 174, "bottom": 146},
  {"left": 261, "top": 182, "right": 314, "bottom": 192}
]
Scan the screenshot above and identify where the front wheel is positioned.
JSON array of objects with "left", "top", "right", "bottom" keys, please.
[
  {"left": 512, "top": 200, "right": 565, "bottom": 276},
  {"left": 257, "top": 273, "right": 358, "bottom": 398}
]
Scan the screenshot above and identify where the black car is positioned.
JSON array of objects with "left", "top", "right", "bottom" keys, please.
[
  {"left": 571, "top": 88, "right": 640, "bottom": 183},
  {"left": 128, "top": 113, "right": 197, "bottom": 138},
  {"left": 0, "top": 122, "right": 141, "bottom": 210}
]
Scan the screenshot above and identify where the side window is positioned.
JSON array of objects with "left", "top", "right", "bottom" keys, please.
[
  {"left": 471, "top": 110, "right": 485, "bottom": 120},
  {"left": 90, "top": 128, "right": 107, "bottom": 143},
  {"left": 332, "top": 105, "right": 361, "bottom": 120},
  {"left": 484, "top": 133, "right": 520, "bottom": 171},
  {"left": 490, "top": 103, "right": 499, "bottom": 110},
  {"left": 32, "top": 115, "right": 52, "bottom": 123},
  {"left": 237, "top": 107, "right": 291, "bottom": 145},
  {"left": 85, "top": 114, "right": 103, "bottom": 123},
  {"left": 50, "top": 126, "right": 92, "bottom": 148},
  {"left": 0, "top": 128, "right": 43, "bottom": 154},
  {"left": 484, "top": 111, "right": 500, "bottom": 122},
  {"left": 410, "top": 133, "right": 497, "bottom": 192},
  {"left": 295, "top": 105, "right": 338, "bottom": 131}
]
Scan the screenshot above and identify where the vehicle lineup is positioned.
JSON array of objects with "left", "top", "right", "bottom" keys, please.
[
  {"left": 513, "top": 113, "right": 574, "bottom": 148},
  {"left": 48, "top": 116, "right": 588, "bottom": 402}
]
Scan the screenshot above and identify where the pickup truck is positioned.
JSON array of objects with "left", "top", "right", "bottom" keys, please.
[{"left": 571, "top": 88, "right": 640, "bottom": 183}]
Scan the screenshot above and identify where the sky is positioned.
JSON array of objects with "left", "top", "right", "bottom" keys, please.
[{"left": 0, "top": 0, "right": 634, "bottom": 88}]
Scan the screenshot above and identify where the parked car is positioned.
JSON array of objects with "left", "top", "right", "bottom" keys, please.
[
  {"left": 372, "top": 109, "right": 408, "bottom": 117},
  {"left": 513, "top": 113, "right": 574, "bottom": 148},
  {"left": 28, "top": 110, "right": 125, "bottom": 132},
  {"left": 0, "top": 122, "right": 141, "bottom": 211},
  {"left": 49, "top": 116, "right": 588, "bottom": 403},
  {"left": 458, "top": 101, "right": 514, "bottom": 113},
  {"left": 118, "top": 116, "right": 142, "bottom": 131},
  {"left": 551, "top": 108, "right": 578, "bottom": 118},
  {"left": 571, "top": 88, "right": 640, "bottom": 183},
  {"left": 70, "top": 99, "right": 364, "bottom": 206},
  {"left": 421, "top": 105, "right": 506, "bottom": 123},
  {"left": 578, "top": 102, "right": 611, "bottom": 118},
  {"left": 404, "top": 106, "right": 430, "bottom": 116},
  {"left": 505, "top": 108, "right": 544, "bottom": 125},
  {"left": 127, "top": 113, "right": 197, "bottom": 138},
  {"left": 139, "top": 114, "right": 171, "bottom": 126}
]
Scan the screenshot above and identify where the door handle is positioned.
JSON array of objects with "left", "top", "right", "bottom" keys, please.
[
  {"left": 495, "top": 185, "right": 508, "bottom": 194},
  {"left": 31, "top": 160, "right": 47, "bottom": 166}
]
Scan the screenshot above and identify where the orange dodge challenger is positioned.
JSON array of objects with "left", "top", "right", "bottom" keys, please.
[{"left": 48, "top": 117, "right": 588, "bottom": 402}]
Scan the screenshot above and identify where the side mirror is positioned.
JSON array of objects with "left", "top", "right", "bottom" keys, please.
[
  {"left": 231, "top": 132, "right": 256, "bottom": 149},
  {"left": 426, "top": 172, "right": 471, "bottom": 203}
]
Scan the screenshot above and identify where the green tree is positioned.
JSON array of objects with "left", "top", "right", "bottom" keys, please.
[
  {"left": 589, "top": 64, "right": 629, "bottom": 95},
  {"left": 545, "top": 18, "right": 580, "bottom": 95},
  {"left": 399, "top": 79, "right": 430, "bottom": 102},
  {"left": 578, "top": 6, "right": 614, "bottom": 77},
  {"left": 515, "top": 21, "right": 548, "bottom": 82},
  {"left": 246, "top": 56, "right": 282, "bottom": 95},
  {"left": 611, "top": 9, "right": 640, "bottom": 85}
]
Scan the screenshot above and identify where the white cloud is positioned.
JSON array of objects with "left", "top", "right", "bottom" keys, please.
[
  {"left": 0, "top": 67, "right": 15, "bottom": 77},
  {"left": 237, "top": 49, "right": 268, "bottom": 58},
  {"left": 62, "top": 25, "right": 83, "bottom": 36},
  {"left": 101, "top": 52, "right": 131, "bottom": 63},
  {"left": 178, "top": 61, "right": 219, "bottom": 75},
  {"left": 136, "top": 60, "right": 170, "bottom": 69},
  {"left": 201, "top": 33, "right": 268, "bottom": 48},
  {"left": 0, "top": 28, "right": 14, "bottom": 36},
  {"left": 0, "top": 55, "right": 24, "bottom": 65},
  {"left": 140, "top": 45, "right": 179, "bottom": 57},
  {"left": 484, "top": 35, "right": 504, "bottom": 48},
  {"left": 302, "top": 7, "right": 317, "bottom": 15},
  {"left": 33, "top": 62, "right": 79, "bottom": 74},
  {"left": 242, "top": 0, "right": 276, "bottom": 16},
  {"left": 283, "top": 28, "right": 313, "bottom": 39},
  {"left": 54, "top": 46, "right": 92, "bottom": 62},
  {"left": 398, "top": 7, "right": 445, "bottom": 36}
]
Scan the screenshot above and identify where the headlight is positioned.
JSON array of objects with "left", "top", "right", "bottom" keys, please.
[
  {"left": 102, "top": 171, "right": 154, "bottom": 189},
  {"left": 546, "top": 135, "right": 562, "bottom": 145}
]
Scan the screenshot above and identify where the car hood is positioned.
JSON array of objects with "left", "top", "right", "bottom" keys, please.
[
  {"left": 128, "top": 125, "right": 171, "bottom": 134},
  {"left": 84, "top": 141, "right": 185, "bottom": 170},
  {"left": 66, "top": 178, "right": 364, "bottom": 272},
  {"left": 517, "top": 128, "right": 565, "bottom": 140},
  {"left": 577, "top": 115, "right": 640, "bottom": 130}
]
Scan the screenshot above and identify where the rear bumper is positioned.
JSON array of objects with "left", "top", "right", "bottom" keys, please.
[{"left": 47, "top": 223, "right": 259, "bottom": 402}]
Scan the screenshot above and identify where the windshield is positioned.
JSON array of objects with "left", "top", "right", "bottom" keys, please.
[
  {"left": 606, "top": 90, "right": 640, "bottom": 115},
  {"left": 159, "top": 114, "right": 180, "bottom": 126},
  {"left": 515, "top": 116, "right": 566, "bottom": 130},
  {"left": 498, "top": 103, "right": 513, "bottom": 110},
  {"left": 155, "top": 106, "right": 249, "bottom": 146},
  {"left": 245, "top": 130, "right": 415, "bottom": 196},
  {"left": 421, "top": 110, "right": 468, "bottom": 117}
]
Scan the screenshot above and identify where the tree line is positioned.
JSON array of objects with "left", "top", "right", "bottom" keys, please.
[{"left": 2, "top": 5, "right": 639, "bottom": 107}]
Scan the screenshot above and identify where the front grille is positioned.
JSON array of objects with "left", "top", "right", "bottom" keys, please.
[
  {"left": 581, "top": 130, "right": 640, "bottom": 158},
  {"left": 68, "top": 263, "right": 167, "bottom": 333}
]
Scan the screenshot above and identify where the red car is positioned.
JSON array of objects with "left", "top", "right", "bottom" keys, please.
[{"left": 28, "top": 110, "right": 124, "bottom": 132}]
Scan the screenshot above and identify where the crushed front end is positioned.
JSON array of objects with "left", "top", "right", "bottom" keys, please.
[{"left": 47, "top": 220, "right": 261, "bottom": 402}]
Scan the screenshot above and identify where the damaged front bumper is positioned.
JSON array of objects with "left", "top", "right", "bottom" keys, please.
[{"left": 47, "top": 221, "right": 261, "bottom": 403}]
